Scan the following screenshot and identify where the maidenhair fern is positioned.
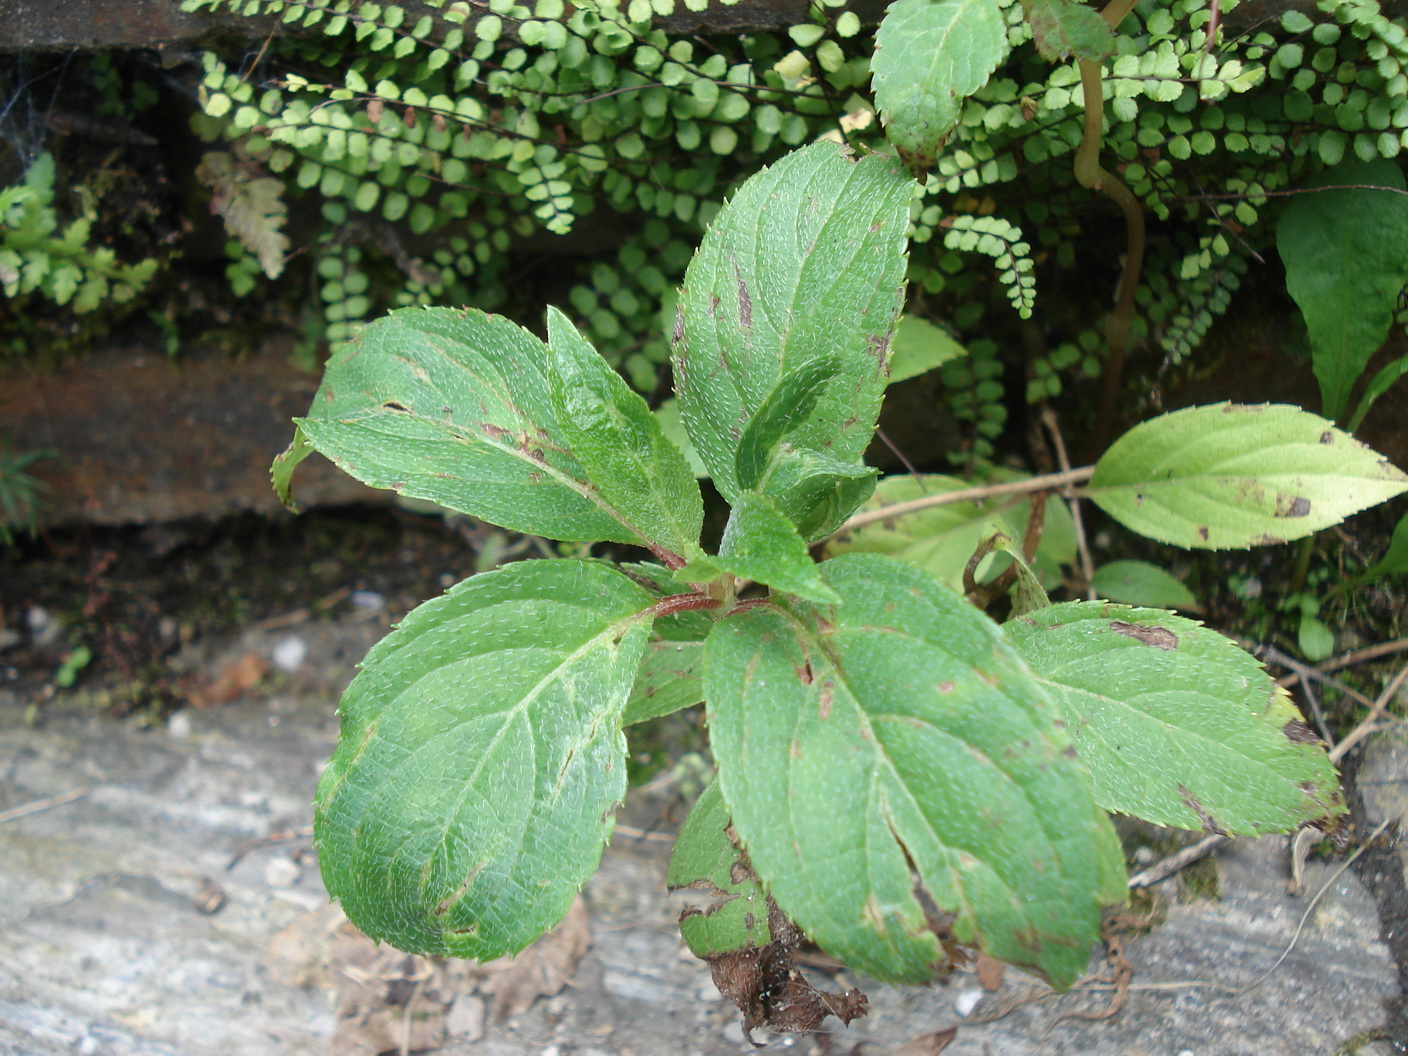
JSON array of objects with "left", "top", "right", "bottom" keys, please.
[{"left": 182, "top": 0, "right": 1408, "bottom": 455}]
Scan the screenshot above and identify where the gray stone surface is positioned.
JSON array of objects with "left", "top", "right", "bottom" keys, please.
[{"left": 0, "top": 620, "right": 1400, "bottom": 1056}]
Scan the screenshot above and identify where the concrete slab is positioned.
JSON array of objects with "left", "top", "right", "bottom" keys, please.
[{"left": 0, "top": 620, "right": 1399, "bottom": 1056}]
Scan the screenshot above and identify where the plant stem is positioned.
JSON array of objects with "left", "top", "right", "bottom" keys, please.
[
  {"left": 831, "top": 466, "right": 1095, "bottom": 536},
  {"left": 1077, "top": 0, "right": 1147, "bottom": 461}
]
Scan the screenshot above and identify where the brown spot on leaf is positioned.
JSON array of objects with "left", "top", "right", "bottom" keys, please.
[
  {"left": 673, "top": 303, "right": 685, "bottom": 345},
  {"left": 1198, "top": 526, "right": 1210, "bottom": 541},
  {"left": 433, "top": 864, "right": 485, "bottom": 917},
  {"left": 868, "top": 332, "right": 890, "bottom": 370},
  {"left": 1275, "top": 494, "right": 1312, "bottom": 518},
  {"left": 796, "top": 659, "right": 814, "bottom": 686},
  {"left": 737, "top": 277, "right": 752, "bottom": 329},
  {"left": 1320, "top": 430, "right": 1335, "bottom": 444},
  {"left": 1110, "top": 621, "right": 1178, "bottom": 650},
  {"left": 818, "top": 680, "right": 834, "bottom": 720},
  {"left": 700, "top": 897, "right": 868, "bottom": 1043},
  {"left": 936, "top": 680, "right": 955, "bottom": 694},
  {"left": 1283, "top": 718, "right": 1321, "bottom": 745}
]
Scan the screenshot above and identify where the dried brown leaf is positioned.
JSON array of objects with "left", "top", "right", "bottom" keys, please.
[
  {"left": 195, "top": 151, "right": 289, "bottom": 279},
  {"left": 704, "top": 897, "right": 867, "bottom": 1044},
  {"left": 472, "top": 894, "right": 590, "bottom": 1019}
]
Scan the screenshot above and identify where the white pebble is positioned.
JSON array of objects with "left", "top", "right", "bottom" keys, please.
[
  {"left": 264, "top": 856, "right": 301, "bottom": 888},
  {"left": 954, "top": 988, "right": 985, "bottom": 1017},
  {"left": 350, "top": 590, "right": 386, "bottom": 612},
  {"left": 167, "top": 711, "right": 193, "bottom": 740},
  {"left": 271, "top": 635, "right": 308, "bottom": 674}
]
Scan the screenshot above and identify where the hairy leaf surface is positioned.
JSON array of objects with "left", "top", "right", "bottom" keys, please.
[
  {"left": 1276, "top": 159, "right": 1408, "bottom": 420},
  {"left": 546, "top": 307, "right": 704, "bottom": 559},
  {"left": 734, "top": 355, "right": 840, "bottom": 491},
  {"left": 668, "top": 781, "right": 772, "bottom": 956},
  {"left": 315, "top": 559, "right": 654, "bottom": 959},
  {"left": 705, "top": 553, "right": 1123, "bottom": 988},
  {"left": 673, "top": 142, "right": 911, "bottom": 537},
  {"left": 1005, "top": 602, "right": 1344, "bottom": 833},
  {"left": 1024, "top": 0, "right": 1115, "bottom": 62},
  {"left": 279, "top": 307, "right": 651, "bottom": 544},
  {"left": 872, "top": 0, "right": 1009, "bottom": 175},
  {"left": 624, "top": 639, "right": 703, "bottom": 725},
  {"left": 1087, "top": 403, "right": 1408, "bottom": 549},
  {"left": 683, "top": 491, "right": 841, "bottom": 604}
]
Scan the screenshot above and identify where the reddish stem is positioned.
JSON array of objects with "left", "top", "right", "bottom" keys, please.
[{"left": 648, "top": 592, "right": 720, "bottom": 619}]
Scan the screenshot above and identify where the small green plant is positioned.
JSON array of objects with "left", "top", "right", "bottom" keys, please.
[
  {"left": 276, "top": 142, "right": 1406, "bottom": 1032},
  {"left": 0, "top": 154, "right": 158, "bottom": 317},
  {"left": 0, "top": 442, "right": 54, "bottom": 545}
]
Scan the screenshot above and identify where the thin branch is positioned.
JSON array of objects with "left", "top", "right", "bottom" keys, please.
[
  {"left": 1280, "top": 636, "right": 1408, "bottom": 689},
  {"left": 1126, "top": 833, "right": 1228, "bottom": 889},
  {"left": 1041, "top": 409, "right": 1096, "bottom": 599},
  {"left": 0, "top": 787, "right": 89, "bottom": 825},
  {"left": 831, "top": 467, "right": 1095, "bottom": 537},
  {"left": 1329, "top": 664, "right": 1408, "bottom": 765}
]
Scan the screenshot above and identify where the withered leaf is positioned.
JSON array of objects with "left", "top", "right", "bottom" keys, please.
[
  {"left": 472, "top": 894, "right": 590, "bottom": 1019},
  {"left": 703, "top": 896, "right": 867, "bottom": 1044}
]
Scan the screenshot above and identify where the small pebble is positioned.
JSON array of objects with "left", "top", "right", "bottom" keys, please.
[
  {"left": 271, "top": 635, "right": 308, "bottom": 674},
  {"left": 350, "top": 589, "right": 386, "bottom": 612},
  {"left": 1133, "top": 845, "right": 1156, "bottom": 865},
  {"left": 264, "top": 856, "right": 301, "bottom": 888},
  {"left": 167, "top": 711, "right": 193, "bottom": 740},
  {"left": 26, "top": 606, "right": 62, "bottom": 647},
  {"left": 954, "top": 988, "right": 985, "bottom": 1017}
]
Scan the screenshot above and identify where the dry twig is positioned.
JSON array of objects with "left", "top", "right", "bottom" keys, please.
[{"left": 0, "top": 787, "right": 89, "bottom": 825}]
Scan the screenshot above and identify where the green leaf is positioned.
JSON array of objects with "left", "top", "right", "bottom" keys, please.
[
  {"left": 825, "top": 472, "right": 1076, "bottom": 592},
  {"left": 1354, "top": 509, "right": 1408, "bottom": 585},
  {"left": 1276, "top": 159, "right": 1408, "bottom": 420},
  {"left": 673, "top": 141, "right": 912, "bottom": 537},
  {"left": 1090, "top": 560, "right": 1199, "bottom": 610},
  {"left": 314, "top": 559, "right": 655, "bottom": 959},
  {"left": 682, "top": 492, "right": 841, "bottom": 604},
  {"left": 1023, "top": 0, "right": 1115, "bottom": 62},
  {"left": 982, "top": 531, "right": 1050, "bottom": 616},
  {"left": 667, "top": 781, "right": 772, "bottom": 956},
  {"left": 1005, "top": 602, "right": 1345, "bottom": 834},
  {"left": 652, "top": 398, "right": 709, "bottom": 478},
  {"left": 1087, "top": 403, "right": 1408, "bottom": 549},
  {"left": 734, "top": 354, "right": 840, "bottom": 491},
  {"left": 546, "top": 307, "right": 704, "bottom": 560},
  {"left": 872, "top": 0, "right": 1010, "bottom": 176},
  {"left": 1298, "top": 612, "right": 1335, "bottom": 662},
  {"left": 271, "top": 424, "right": 315, "bottom": 510},
  {"left": 887, "top": 315, "right": 967, "bottom": 384},
  {"left": 1348, "top": 351, "right": 1408, "bottom": 433},
  {"left": 287, "top": 307, "right": 660, "bottom": 545},
  {"left": 624, "top": 639, "right": 703, "bottom": 725},
  {"left": 705, "top": 553, "right": 1123, "bottom": 988}
]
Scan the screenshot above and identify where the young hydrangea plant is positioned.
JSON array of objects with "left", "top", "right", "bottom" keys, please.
[{"left": 274, "top": 141, "right": 1396, "bottom": 1035}]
